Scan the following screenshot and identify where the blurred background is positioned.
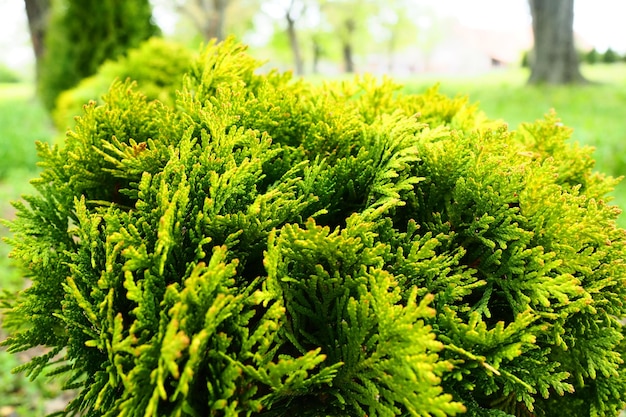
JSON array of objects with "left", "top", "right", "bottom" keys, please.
[
  {"left": 2, "top": 0, "right": 626, "bottom": 78},
  {"left": 1, "top": 0, "right": 626, "bottom": 415}
]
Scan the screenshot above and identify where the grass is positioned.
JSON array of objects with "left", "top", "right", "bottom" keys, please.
[
  {"left": 0, "top": 83, "right": 57, "bottom": 417},
  {"left": 1, "top": 65, "right": 626, "bottom": 415},
  {"left": 0, "top": 83, "right": 51, "bottom": 293},
  {"left": 0, "top": 85, "right": 56, "bottom": 179},
  {"left": 0, "top": 83, "right": 51, "bottom": 297}
]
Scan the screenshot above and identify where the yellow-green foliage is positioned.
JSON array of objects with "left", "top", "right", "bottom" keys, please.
[
  {"left": 3, "top": 38, "right": 626, "bottom": 417},
  {"left": 53, "top": 37, "right": 194, "bottom": 131}
]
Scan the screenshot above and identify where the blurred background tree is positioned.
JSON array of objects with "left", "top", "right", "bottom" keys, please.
[
  {"left": 18, "top": 0, "right": 625, "bottom": 88},
  {"left": 319, "top": 0, "right": 378, "bottom": 73},
  {"left": 585, "top": 47, "right": 599, "bottom": 64},
  {"left": 373, "top": 0, "right": 419, "bottom": 72},
  {"left": 36, "top": 0, "right": 160, "bottom": 110},
  {"left": 24, "top": 0, "right": 50, "bottom": 83},
  {"left": 603, "top": 47, "right": 619, "bottom": 63},
  {"left": 173, "top": 0, "right": 253, "bottom": 42},
  {"left": 528, "top": 0, "right": 586, "bottom": 84},
  {"left": 261, "top": 0, "right": 308, "bottom": 75},
  {"left": 181, "top": 0, "right": 228, "bottom": 41}
]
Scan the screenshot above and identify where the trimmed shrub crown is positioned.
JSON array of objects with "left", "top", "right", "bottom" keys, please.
[{"left": 3, "top": 38, "right": 626, "bottom": 417}]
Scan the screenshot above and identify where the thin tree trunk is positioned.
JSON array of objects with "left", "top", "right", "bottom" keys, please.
[
  {"left": 312, "top": 37, "right": 321, "bottom": 74},
  {"left": 24, "top": 0, "right": 50, "bottom": 81},
  {"left": 528, "top": 0, "right": 586, "bottom": 84},
  {"left": 183, "top": 0, "right": 228, "bottom": 42},
  {"left": 211, "top": 0, "right": 227, "bottom": 41},
  {"left": 286, "top": 7, "right": 304, "bottom": 75},
  {"left": 342, "top": 18, "right": 355, "bottom": 73},
  {"left": 342, "top": 43, "right": 354, "bottom": 73}
]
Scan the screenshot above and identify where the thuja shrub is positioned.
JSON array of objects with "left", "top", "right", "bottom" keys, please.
[
  {"left": 38, "top": 0, "right": 159, "bottom": 111},
  {"left": 2, "top": 38, "right": 626, "bottom": 417},
  {"left": 53, "top": 37, "right": 194, "bottom": 131}
]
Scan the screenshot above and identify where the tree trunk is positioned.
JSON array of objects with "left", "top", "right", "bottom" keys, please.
[
  {"left": 184, "top": 0, "right": 228, "bottom": 42},
  {"left": 342, "top": 18, "right": 355, "bottom": 73},
  {"left": 528, "top": 0, "right": 586, "bottom": 84},
  {"left": 286, "top": 11, "right": 304, "bottom": 75},
  {"left": 211, "top": 0, "right": 227, "bottom": 41},
  {"left": 342, "top": 43, "right": 354, "bottom": 73},
  {"left": 312, "top": 37, "right": 321, "bottom": 74},
  {"left": 24, "top": 0, "right": 50, "bottom": 81}
]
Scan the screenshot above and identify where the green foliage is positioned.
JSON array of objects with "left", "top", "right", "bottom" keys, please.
[
  {"left": 585, "top": 48, "right": 599, "bottom": 65},
  {"left": 38, "top": 0, "right": 160, "bottom": 111},
  {"left": 53, "top": 37, "right": 194, "bottom": 131},
  {"left": 582, "top": 48, "right": 621, "bottom": 66},
  {"left": 3, "top": 38, "right": 626, "bottom": 417},
  {"left": 400, "top": 66, "right": 626, "bottom": 229},
  {"left": 603, "top": 48, "right": 620, "bottom": 64}
]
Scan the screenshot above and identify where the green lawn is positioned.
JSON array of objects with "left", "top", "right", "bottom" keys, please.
[
  {"left": 0, "top": 83, "right": 53, "bottom": 295},
  {"left": 0, "top": 83, "right": 58, "bottom": 417},
  {"left": 0, "top": 83, "right": 53, "bottom": 292},
  {"left": 0, "top": 85, "right": 55, "bottom": 177}
]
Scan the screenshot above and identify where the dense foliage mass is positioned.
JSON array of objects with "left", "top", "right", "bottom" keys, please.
[
  {"left": 53, "top": 37, "right": 194, "bottom": 132},
  {"left": 3, "top": 38, "right": 626, "bottom": 417},
  {"left": 38, "top": 0, "right": 159, "bottom": 110}
]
